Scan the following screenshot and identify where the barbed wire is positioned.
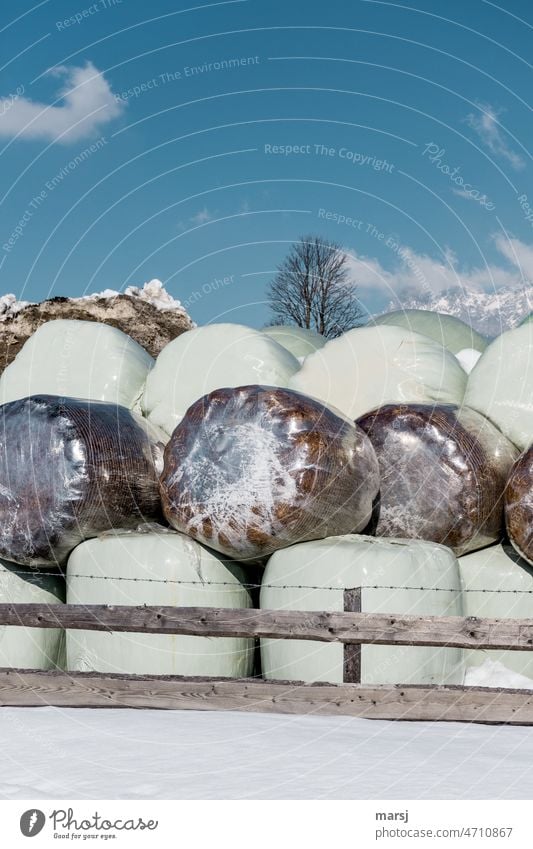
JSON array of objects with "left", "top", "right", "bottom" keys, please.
[{"left": 2, "top": 568, "right": 533, "bottom": 594}]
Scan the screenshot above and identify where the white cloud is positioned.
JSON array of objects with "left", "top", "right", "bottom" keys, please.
[
  {"left": 465, "top": 102, "right": 525, "bottom": 170},
  {"left": 189, "top": 208, "right": 213, "bottom": 225},
  {"left": 345, "top": 234, "right": 533, "bottom": 299},
  {"left": 0, "top": 62, "right": 123, "bottom": 143}
]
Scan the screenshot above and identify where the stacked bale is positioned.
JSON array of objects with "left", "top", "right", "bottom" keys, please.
[
  {"left": 0, "top": 395, "right": 165, "bottom": 568},
  {"left": 459, "top": 544, "right": 533, "bottom": 679},
  {"left": 465, "top": 323, "right": 533, "bottom": 451},
  {"left": 260, "top": 535, "right": 464, "bottom": 685},
  {"left": 368, "top": 308, "right": 488, "bottom": 356},
  {"left": 66, "top": 530, "right": 254, "bottom": 677},
  {"left": 289, "top": 325, "right": 467, "bottom": 421},
  {"left": 142, "top": 323, "right": 300, "bottom": 437},
  {"left": 261, "top": 325, "right": 326, "bottom": 360},
  {"left": 357, "top": 403, "right": 517, "bottom": 554},
  {"left": 0, "top": 319, "right": 153, "bottom": 410},
  {"left": 159, "top": 384, "right": 380, "bottom": 561},
  {"left": 505, "top": 446, "right": 533, "bottom": 565},
  {"left": 0, "top": 560, "right": 65, "bottom": 669}
]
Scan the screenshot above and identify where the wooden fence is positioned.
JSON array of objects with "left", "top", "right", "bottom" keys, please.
[{"left": 2, "top": 594, "right": 533, "bottom": 724}]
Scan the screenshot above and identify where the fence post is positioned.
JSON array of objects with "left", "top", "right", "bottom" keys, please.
[{"left": 343, "top": 587, "right": 362, "bottom": 683}]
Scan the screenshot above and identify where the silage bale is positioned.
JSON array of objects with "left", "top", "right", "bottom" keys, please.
[
  {"left": 160, "top": 385, "right": 380, "bottom": 561},
  {"left": 505, "top": 446, "right": 533, "bottom": 565},
  {"left": 0, "top": 319, "right": 153, "bottom": 410},
  {"left": 0, "top": 395, "right": 165, "bottom": 567},
  {"left": 368, "top": 309, "right": 488, "bottom": 355},
  {"left": 261, "top": 325, "right": 326, "bottom": 359},
  {"left": 357, "top": 403, "right": 517, "bottom": 555},
  {"left": 464, "top": 323, "right": 533, "bottom": 450},
  {"left": 260, "top": 535, "right": 464, "bottom": 685},
  {"left": 459, "top": 543, "right": 533, "bottom": 679},
  {"left": 66, "top": 530, "right": 254, "bottom": 677},
  {"left": 0, "top": 560, "right": 64, "bottom": 669},
  {"left": 289, "top": 325, "right": 467, "bottom": 421},
  {"left": 141, "top": 323, "right": 300, "bottom": 437}
]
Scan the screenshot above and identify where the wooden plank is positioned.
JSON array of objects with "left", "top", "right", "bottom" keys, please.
[
  {"left": 0, "top": 668, "right": 532, "bottom": 724},
  {"left": 2, "top": 603, "right": 533, "bottom": 651},
  {"left": 343, "top": 588, "right": 361, "bottom": 683}
]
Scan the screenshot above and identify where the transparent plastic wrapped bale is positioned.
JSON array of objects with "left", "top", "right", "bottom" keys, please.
[
  {"left": 260, "top": 535, "right": 465, "bottom": 685},
  {"left": 357, "top": 403, "right": 517, "bottom": 555},
  {"left": 0, "top": 395, "right": 165, "bottom": 567},
  {"left": 0, "top": 560, "right": 65, "bottom": 669},
  {"left": 160, "top": 385, "right": 380, "bottom": 561},
  {"left": 505, "top": 446, "right": 533, "bottom": 565},
  {"left": 66, "top": 530, "right": 254, "bottom": 677}
]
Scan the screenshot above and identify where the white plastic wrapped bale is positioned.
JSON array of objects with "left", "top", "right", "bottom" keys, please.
[
  {"left": 142, "top": 323, "right": 300, "bottom": 437},
  {"left": 289, "top": 325, "right": 467, "bottom": 421},
  {"left": 0, "top": 395, "right": 165, "bottom": 567},
  {"left": 260, "top": 535, "right": 464, "bottom": 685},
  {"left": 261, "top": 325, "right": 326, "bottom": 360},
  {"left": 369, "top": 309, "right": 488, "bottom": 355},
  {"left": 0, "top": 560, "right": 64, "bottom": 669},
  {"left": 66, "top": 530, "right": 254, "bottom": 677},
  {"left": 0, "top": 320, "right": 153, "bottom": 410},
  {"left": 459, "top": 543, "right": 533, "bottom": 679},
  {"left": 357, "top": 404, "right": 517, "bottom": 555},
  {"left": 464, "top": 323, "right": 533, "bottom": 450},
  {"left": 160, "top": 385, "right": 380, "bottom": 561},
  {"left": 505, "top": 446, "right": 533, "bottom": 565}
]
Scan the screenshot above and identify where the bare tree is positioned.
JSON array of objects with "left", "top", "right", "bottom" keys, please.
[{"left": 267, "top": 235, "right": 364, "bottom": 338}]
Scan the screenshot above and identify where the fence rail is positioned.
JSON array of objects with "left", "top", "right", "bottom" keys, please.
[
  {"left": 1, "top": 601, "right": 533, "bottom": 723},
  {"left": 2, "top": 602, "right": 533, "bottom": 651}
]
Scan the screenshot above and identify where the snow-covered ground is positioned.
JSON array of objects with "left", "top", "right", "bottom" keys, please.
[{"left": 2, "top": 706, "right": 533, "bottom": 799}]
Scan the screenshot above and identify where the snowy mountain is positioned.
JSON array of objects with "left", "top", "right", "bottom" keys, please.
[
  {"left": 0, "top": 279, "right": 194, "bottom": 369},
  {"left": 387, "top": 285, "right": 533, "bottom": 338}
]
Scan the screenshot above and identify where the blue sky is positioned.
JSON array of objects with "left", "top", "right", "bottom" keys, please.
[{"left": 0, "top": 0, "right": 532, "bottom": 327}]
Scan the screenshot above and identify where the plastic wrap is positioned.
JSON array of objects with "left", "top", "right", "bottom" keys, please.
[
  {"left": 260, "top": 534, "right": 464, "bottom": 685},
  {"left": 368, "top": 309, "right": 488, "bottom": 354},
  {"left": 0, "top": 395, "right": 165, "bottom": 567},
  {"left": 141, "top": 323, "right": 300, "bottom": 437},
  {"left": 464, "top": 323, "right": 533, "bottom": 450},
  {"left": 357, "top": 404, "right": 517, "bottom": 555},
  {"left": 0, "top": 560, "right": 64, "bottom": 669},
  {"left": 160, "top": 385, "right": 380, "bottom": 561},
  {"left": 261, "top": 325, "right": 326, "bottom": 359},
  {"left": 505, "top": 447, "right": 533, "bottom": 565},
  {"left": 459, "top": 543, "right": 533, "bottom": 678},
  {"left": 66, "top": 530, "right": 254, "bottom": 676},
  {"left": 0, "top": 319, "right": 154, "bottom": 410},
  {"left": 289, "top": 325, "right": 467, "bottom": 421}
]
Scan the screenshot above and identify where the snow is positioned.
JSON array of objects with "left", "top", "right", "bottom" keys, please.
[
  {"left": 464, "top": 660, "right": 533, "bottom": 690},
  {"left": 0, "top": 293, "right": 32, "bottom": 321},
  {"left": 77, "top": 279, "right": 187, "bottom": 313},
  {"left": 0, "top": 280, "right": 188, "bottom": 321},
  {"left": 456, "top": 347, "right": 482, "bottom": 373},
  {"left": 2, "top": 706, "right": 533, "bottom": 799},
  {"left": 390, "top": 285, "right": 533, "bottom": 338}
]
